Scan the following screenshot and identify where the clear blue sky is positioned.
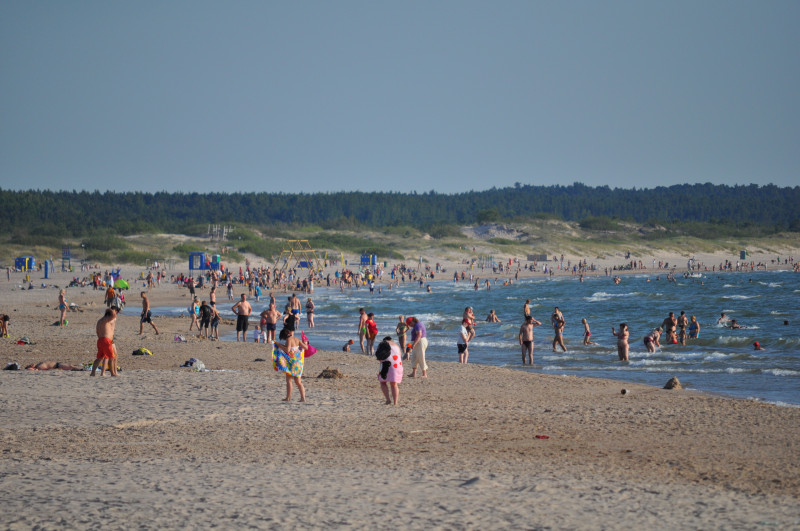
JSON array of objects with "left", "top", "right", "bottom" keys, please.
[{"left": 2, "top": 1, "right": 798, "bottom": 194}]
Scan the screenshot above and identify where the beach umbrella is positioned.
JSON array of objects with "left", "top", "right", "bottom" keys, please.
[{"left": 114, "top": 279, "right": 130, "bottom": 289}]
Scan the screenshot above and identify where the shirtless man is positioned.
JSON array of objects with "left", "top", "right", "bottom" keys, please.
[
  {"left": 677, "top": 311, "right": 689, "bottom": 345},
  {"left": 290, "top": 293, "right": 302, "bottom": 323},
  {"left": 139, "top": 292, "right": 159, "bottom": 335},
  {"left": 523, "top": 299, "right": 531, "bottom": 319},
  {"left": 519, "top": 315, "right": 542, "bottom": 365},
  {"left": 232, "top": 293, "right": 252, "bottom": 342},
  {"left": 91, "top": 307, "right": 118, "bottom": 377},
  {"left": 261, "top": 303, "right": 281, "bottom": 343},
  {"left": 661, "top": 312, "right": 678, "bottom": 344},
  {"left": 357, "top": 308, "right": 368, "bottom": 353}
]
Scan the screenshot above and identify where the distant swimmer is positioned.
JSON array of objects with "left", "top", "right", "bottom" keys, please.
[
  {"left": 717, "top": 313, "right": 729, "bottom": 325},
  {"left": 730, "top": 319, "right": 745, "bottom": 329},
  {"left": 486, "top": 309, "right": 501, "bottom": 323},
  {"left": 753, "top": 342, "right": 765, "bottom": 351}
]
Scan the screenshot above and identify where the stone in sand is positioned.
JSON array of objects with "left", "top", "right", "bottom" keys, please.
[{"left": 664, "top": 377, "right": 682, "bottom": 390}]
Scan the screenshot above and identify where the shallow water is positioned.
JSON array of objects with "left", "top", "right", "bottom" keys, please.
[{"left": 153, "top": 269, "right": 800, "bottom": 405}]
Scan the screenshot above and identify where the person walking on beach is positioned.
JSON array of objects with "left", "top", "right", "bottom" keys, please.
[
  {"left": 189, "top": 297, "right": 200, "bottom": 332},
  {"left": 139, "top": 292, "right": 159, "bottom": 335},
  {"left": 104, "top": 285, "right": 116, "bottom": 307},
  {"left": 519, "top": 315, "right": 542, "bottom": 365},
  {"left": 273, "top": 327, "right": 308, "bottom": 402},
  {"left": 198, "top": 300, "right": 211, "bottom": 339},
  {"left": 209, "top": 304, "right": 221, "bottom": 340},
  {"left": 261, "top": 303, "right": 280, "bottom": 343},
  {"left": 232, "top": 293, "right": 252, "bottom": 342},
  {"left": 457, "top": 319, "right": 471, "bottom": 363},
  {"left": 1, "top": 314, "right": 10, "bottom": 338},
  {"left": 407, "top": 316, "right": 428, "bottom": 378},
  {"left": 365, "top": 312, "right": 378, "bottom": 356},
  {"left": 58, "top": 289, "right": 68, "bottom": 326},
  {"left": 357, "top": 308, "right": 368, "bottom": 353},
  {"left": 91, "top": 306, "right": 118, "bottom": 377},
  {"left": 612, "top": 323, "right": 630, "bottom": 361},
  {"left": 376, "top": 336, "right": 403, "bottom": 406},
  {"left": 396, "top": 315, "right": 408, "bottom": 356}
]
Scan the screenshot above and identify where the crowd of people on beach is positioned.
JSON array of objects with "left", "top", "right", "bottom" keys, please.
[{"left": 5, "top": 252, "right": 796, "bottom": 408}]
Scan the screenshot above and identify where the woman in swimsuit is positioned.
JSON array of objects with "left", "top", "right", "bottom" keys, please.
[
  {"left": 688, "top": 316, "right": 700, "bottom": 339},
  {"left": 58, "top": 289, "right": 68, "bottom": 326},
  {"left": 188, "top": 298, "right": 199, "bottom": 331},
  {"left": 305, "top": 298, "right": 315, "bottom": 328},
  {"left": 612, "top": 322, "right": 630, "bottom": 361}
]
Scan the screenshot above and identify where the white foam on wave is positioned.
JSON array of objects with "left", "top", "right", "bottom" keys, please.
[
  {"left": 585, "top": 291, "right": 640, "bottom": 302},
  {"left": 763, "top": 369, "right": 800, "bottom": 377},
  {"left": 722, "top": 295, "right": 757, "bottom": 300}
]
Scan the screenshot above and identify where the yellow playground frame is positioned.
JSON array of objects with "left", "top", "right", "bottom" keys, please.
[{"left": 272, "top": 240, "right": 326, "bottom": 273}]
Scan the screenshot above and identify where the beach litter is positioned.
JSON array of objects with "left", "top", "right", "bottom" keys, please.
[
  {"left": 181, "top": 358, "right": 206, "bottom": 371},
  {"left": 174, "top": 334, "right": 187, "bottom": 342},
  {"left": 132, "top": 347, "right": 153, "bottom": 356}
]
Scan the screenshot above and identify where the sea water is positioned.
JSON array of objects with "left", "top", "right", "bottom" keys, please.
[{"left": 152, "top": 270, "right": 800, "bottom": 406}]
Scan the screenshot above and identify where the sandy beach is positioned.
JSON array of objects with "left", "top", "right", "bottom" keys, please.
[{"left": 1, "top": 255, "right": 799, "bottom": 529}]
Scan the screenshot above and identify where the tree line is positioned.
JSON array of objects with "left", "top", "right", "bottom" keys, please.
[{"left": 2, "top": 183, "right": 798, "bottom": 239}]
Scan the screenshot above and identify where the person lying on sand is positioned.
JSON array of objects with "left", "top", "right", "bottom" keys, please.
[{"left": 25, "top": 361, "right": 84, "bottom": 371}]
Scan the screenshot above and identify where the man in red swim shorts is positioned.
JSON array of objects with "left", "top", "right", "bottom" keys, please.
[{"left": 91, "top": 306, "right": 119, "bottom": 377}]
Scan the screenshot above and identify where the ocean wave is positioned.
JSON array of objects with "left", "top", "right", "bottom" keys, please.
[
  {"left": 721, "top": 295, "right": 757, "bottom": 300},
  {"left": 585, "top": 291, "right": 641, "bottom": 302},
  {"left": 763, "top": 369, "right": 800, "bottom": 377}
]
